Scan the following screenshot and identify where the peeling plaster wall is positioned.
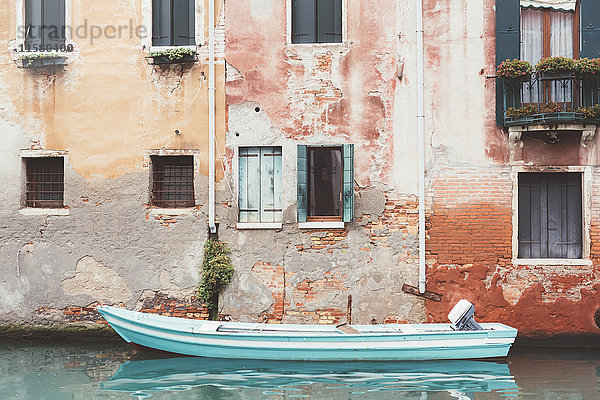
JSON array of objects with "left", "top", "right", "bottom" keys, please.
[{"left": 0, "top": 0, "right": 225, "bottom": 326}]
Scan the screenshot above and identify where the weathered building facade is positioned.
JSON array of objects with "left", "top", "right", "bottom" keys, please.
[{"left": 1, "top": 0, "right": 599, "bottom": 342}]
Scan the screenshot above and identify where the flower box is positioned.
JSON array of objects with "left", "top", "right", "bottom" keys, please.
[
  {"left": 20, "top": 55, "right": 67, "bottom": 69},
  {"left": 539, "top": 71, "right": 575, "bottom": 81},
  {"left": 149, "top": 54, "right": 197, "bottom": 65}
]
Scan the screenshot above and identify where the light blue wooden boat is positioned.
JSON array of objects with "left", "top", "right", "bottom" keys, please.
[{"left": 97, "top": 301, "right": 517, "bottom": 361}]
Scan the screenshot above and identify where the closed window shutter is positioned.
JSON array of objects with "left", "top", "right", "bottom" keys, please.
[
  {"left": 581, "top": 0, "right": 600, "bottom": 58},
  {"left": 292, "top": 0, "right": 316, "bottom": 44},
  {"left": 153, "top": 0, "right": 171, "bottom": 46},
  {"left": 239, "top": 147, "right": 261, "bottom": 223},
  {"left": 317, "top": 0, "right": 342, "bottom": 43},
  {"left": 43, "top": 0, "right": 66, "bottom": 47},
  {"left": 297, "top": 145, "right": 308, "bottom": 222},
  {"left": 495, "top": 0, "right": 520, "bottom": 126},
  {"left": 173, "top": 0, "right": 195, "bottom": 46},
  {"left": 25, "top": 0, "right": 42, "bottom": 47},
  {"left": 342, "top": 144, "right": 354, "bottom": 222},
  {"left": 260, "top": 147, "right": 283, "bottom": 223}
]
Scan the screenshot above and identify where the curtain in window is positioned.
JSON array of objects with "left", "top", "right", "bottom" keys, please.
[
  {"left": 521, "top": 8, "right": 543, "bottom": 103},
  {"left": 550, "top": 11, "right": 574, "bottom": 103},
  {"left": 520, "top": 0, "right": 576, "bottom": 11}
]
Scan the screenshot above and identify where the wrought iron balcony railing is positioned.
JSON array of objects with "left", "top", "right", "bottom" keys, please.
[{"left": 500, "top": 73, "right": 600, "bottom": 127}]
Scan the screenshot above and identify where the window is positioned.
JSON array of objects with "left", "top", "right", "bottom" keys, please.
[
  {"left": 297, "top": 144, "right": 353, "bottom": 223},
  {"left": 238, "top": 147, "right": 282, "bottom": 223},
  {"left": 152, "top": 0, "right": 195, "bottom": 46},
  {"left": 291, "top": 0, "right": 342, "bottom": 44},
  {"left": 25, "top": 157, "right": 64, "bottom": 208},
  {"left": 518, "top": 172, "right": 582, "bottom": 259},
  {"left": 25, "top": 0, "right": 66, "bottom": 48},
  {"left": 151, "top": 156, "right": 195, "bottom": 208}
]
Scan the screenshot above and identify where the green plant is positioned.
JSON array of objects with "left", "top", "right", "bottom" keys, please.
[
  {"left": 148, "top": 47, "right": 197, "bottom": 61},
  {"left": 576, "top": 105, "right": 600, "bottom": 119},
  {"left": 575, "top": 58, "right": 600, "bottom": 75},
  {"left": 497, "top": 59, "right": 533, "bottom": 79},
  {"left": 196, "top": 239, "right": 234, "bottom": 320},
  {"left": 535, "top": 57, "right": 577, "bottom": 74},
  {"left": 505, "top": 104, "right": 537, "bottom": 118},
  {"left": 18, "top": 52, "right": 63, "bottom": 66}
]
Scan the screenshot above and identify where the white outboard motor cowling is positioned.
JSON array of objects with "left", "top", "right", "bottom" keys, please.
[{"left": 448, "top": 300, "right": 483, "bottom": 331}]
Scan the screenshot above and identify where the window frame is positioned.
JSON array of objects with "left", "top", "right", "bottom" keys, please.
[
  {"left": 15, "top": 0, "right": 73, "bottom": 53},
  {"left": 143, "top": 0, "right": 201, "bottom": 50},
  {"left": 306, "top": 146, "right": 343, "bottom": 222},
  {"left": 286, "top": 0, "right": 347, "bottom": 46},
  {"left": 147, "top": 151, "right": 199, "bottom": 210},
  {"left": 511, "top": 165, "right": 591, "bottom": 265},
  {"left": 19, "top": 150, "right": 69, "bottom": 216},
  {"left": 236, "top": 145, "right": 283, "bottom": 229}
]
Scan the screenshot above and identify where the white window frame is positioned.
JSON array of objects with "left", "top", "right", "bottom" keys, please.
[
  {"left": 14, "top": 0, "right": 74, "bottom": 55},
  {"left": 19, "top": 150, "right": 69, "bottom": 216},
  {"left": 285, "top": 0, "right": 348, "bottom": 46},
  {"left": 142, "top": 0, "right": 203, "bottom": 51},
  {"left": 511, "top": 165, "right": 592, "bottom": 265},
  {"left": 234, "top": 145, "right": 283, "bottom": 230}
]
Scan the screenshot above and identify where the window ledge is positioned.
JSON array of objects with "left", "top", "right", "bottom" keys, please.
[
  {"left": 236, "top": 222, "right": 283, "bottom": 230},
  {"left": 149, "top": 45, "right": 197, "bottom": 52},
  {"left": 299, "top": 221, "right": 344, "bottom": 229},
  {"left": 19, "top": 208, "right": 69, "bottom": 216},
  {"left": 512, "top": 258, "right": 592, "bottom": 266},
  {"left": 149, "top": 208, "right": 195, "bottom": 216}
]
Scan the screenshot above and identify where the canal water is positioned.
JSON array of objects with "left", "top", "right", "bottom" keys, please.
[{"left": 0, "top": 342, "right": 598, "bottom": 399}]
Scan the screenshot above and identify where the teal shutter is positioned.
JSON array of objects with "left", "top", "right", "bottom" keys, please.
[
  {"left": 342, "top": 144, "right": 354, "bottom": 222},
  {"left": 581, "top": 0, "right": 600, "bottom": 58},
  {"left": 238, "top": 147, "right": 261, "bottom": 223},
  {"left": 495, "top": 0, "right": 520, "bottom": 126},
  {"left": 173, "top": 0, "right": 195, "bottom": 46},
  {"left": 153, "top": 0, "right": 171, "bottom": 46},
  {"left": 292, "top": 0, "right": 316, "bottom": 44},
  {"left": 297, "top": 145, "right": 308, "bottom": 222},
  {"left": 317, "top": 0, "right": 342, "bottom": 43},
  {"left": 25, "top": 0, "right": 42, "bottom": 47},
  {"left": 43, "top": 0, "right": 66, "bottom": 47}
]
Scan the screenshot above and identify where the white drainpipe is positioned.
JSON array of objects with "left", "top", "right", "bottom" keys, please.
[
  {"left": 208, "top": 0, "right": 216, "bottom": 234},
  {"left": 416, "top": 0, "right": 426, "bottom": 293}
]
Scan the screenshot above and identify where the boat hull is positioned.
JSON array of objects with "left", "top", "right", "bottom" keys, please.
[{"left": 98, "top": 306, "right": 517, "bottom": 361}]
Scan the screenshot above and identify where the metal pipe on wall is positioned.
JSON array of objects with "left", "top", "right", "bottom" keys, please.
[
  {"left": 208, "top": 0, "right": 217, "bottom": 234},
  {"left": 416, "top": 0, "right": 426, "bottom": 293}
]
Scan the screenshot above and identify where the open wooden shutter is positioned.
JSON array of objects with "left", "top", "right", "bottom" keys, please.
[
  {"left": 260, "top": 147, "right": 283, "bottom": 223},
  {"left": 495, "top": 0, "right": 520, "bottom": 126},
  {"left": 297, "top": 145, "right": 308, "bottom": 222},
  {"left": 317, "top": 0, "right": 342, "bottom": 43},
  {"left": 342, "top": 144, "right": 354, "bottom": 222},
  {"left": 152, "top": 0, "right": 171, "bottom": 46},
  {"left": 239, "top": 147, "right": 261, "bottom": 223},
  {"left": 292, "top": 0, "right": 316, "bottom": 44},
  {"left": 173, "top": 0, "right": 195, "bottom": 46},
  {"left": 581, "top": 0, "right": 600, "bottom": 58},
  {"left": 25, "top": 0, "right": 42, "bottom": 47}
]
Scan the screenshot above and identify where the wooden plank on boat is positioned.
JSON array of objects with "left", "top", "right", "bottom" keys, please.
[
  {"left": 336, "top": 323, "right": 362, "bottom": 334},
  {"left": 402, "top": 283, "right": 443, "bottom": 302}
]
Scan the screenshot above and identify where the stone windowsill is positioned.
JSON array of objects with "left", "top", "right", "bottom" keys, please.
[
  {"left": 149, "top": 208, "right": 195, "bottom": 216},
  {"left": 512, "top": 258, "right": 592, "bottom": 266},
  {"left": 236, "top": 222, "right": 283, "bottom": 230},
  {"left": 19, "top": 208, "right": 70, "bottom": 216},
  {"left": 299, "top": 221, "right": 345, "bottom": 229}
]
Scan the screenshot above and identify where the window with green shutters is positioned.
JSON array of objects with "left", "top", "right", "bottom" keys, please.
[
  {"left": 292, "top": 0, "right": 343, "bottom": 44},
  {"left": 297, "top": 144, "right": 354, "bottom": 223},
  {"left": 25, "top": 0, "right": 66, "bottom": 48},
  {"left": 152, "top": 0, "right": 195, "bottom": 46},
  {"left": 238, "top": 147, "right": 283, "bottom": 223}
]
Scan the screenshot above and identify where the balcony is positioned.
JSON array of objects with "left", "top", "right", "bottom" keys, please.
[{"left": 500, "top": 73, "right": 600, "bottom": 127}]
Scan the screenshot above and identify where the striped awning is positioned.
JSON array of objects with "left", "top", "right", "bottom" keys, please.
[{"left": 520, "top": 0, "right": 576, "bottom": 11}]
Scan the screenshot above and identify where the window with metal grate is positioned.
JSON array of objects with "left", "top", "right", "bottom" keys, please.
[
  {"left": 151, "top": 155, "right": 195, "bottom": 208},
  {"left": 25, "top": 157, "right": 64, "bottom": 208}
]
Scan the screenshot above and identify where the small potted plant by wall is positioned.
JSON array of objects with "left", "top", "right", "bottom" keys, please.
[
  {"left": 497, "top": 59, "right": 533, "bottom": 83},
  {"left": 536, "top": 57, "right": 577, "bottom": 80},
  {"left": 18, "top": 53, "right": 67, "bottom": 69},
  {"left": 575, "top": 58, "right": 600, "bottom": 80},
  {"left": 147, "top": 47, "right": 198, "bottom": 65}
]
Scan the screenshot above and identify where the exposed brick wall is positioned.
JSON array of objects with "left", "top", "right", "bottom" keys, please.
[{"left": 138, "top": 292, "right": 210, "bottom": 320}]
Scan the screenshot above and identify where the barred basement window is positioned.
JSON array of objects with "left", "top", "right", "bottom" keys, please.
[
  {"left": 518, "top": 172, "right": 582, "bottom": 259},
  {"left": 152, "top": 0, "right": 195, "bottom": 46},
  {"left": 25, "top": 157, "right": 64, "bottom": 208},
  {"left": 25, "top": 0, "right": 66, "bottom": 48},
  {"left": 151, "top": 155, "right": 195, "bottom": 208},
  {"left": 292, "top": 0, "right": 342, "bottom": 44}
]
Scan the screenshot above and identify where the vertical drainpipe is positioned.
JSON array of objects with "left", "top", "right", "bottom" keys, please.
[
  {"left": 208, "top": 0, "right": 217, "bottom": 234},
  {"left": 416, "top": 0, "right": 426, "bottom": 293}
]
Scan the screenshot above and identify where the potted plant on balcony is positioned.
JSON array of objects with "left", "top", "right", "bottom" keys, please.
[
  {"left": 18, "top": 53, "right": 67, "bottom": 68},
  {"left": 536, "top": 57, "right": 577, "bottom": 80},
  {"left": 497, "top": 59, "right": 533, "bottom": 83},
  {"left": 575, "top": 105, "right": 600, "bottom": 121},
  {"left": 147, "top": 47, "right": 198, "bottom": 65},
  {"left": 575, "top": 58, "right": 600, "bottom": 80}
]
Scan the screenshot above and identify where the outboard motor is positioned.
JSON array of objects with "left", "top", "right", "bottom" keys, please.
[{"left": 448, "top": 300, "right": 483, "bottom": 331}]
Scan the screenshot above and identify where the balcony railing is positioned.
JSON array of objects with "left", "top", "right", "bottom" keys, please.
[{"left": 500, "top": 73, "right": 600, "bottom": 127}]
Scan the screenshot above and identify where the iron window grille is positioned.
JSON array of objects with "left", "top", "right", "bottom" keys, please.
[
  {"left": 25, "top": 157, "right": 64, "bottom": 208},
  {"left": 151, "top": 155, "right": 195, "bottom": 208}
]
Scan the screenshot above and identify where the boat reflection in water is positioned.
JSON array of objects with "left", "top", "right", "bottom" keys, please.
[{"left": 102, "top": 354, "right": 518, "bottom": 398}]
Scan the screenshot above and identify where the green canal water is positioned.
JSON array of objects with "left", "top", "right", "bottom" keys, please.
[{"left": 0, "top": 342, "right": 598, "bottom": 399}]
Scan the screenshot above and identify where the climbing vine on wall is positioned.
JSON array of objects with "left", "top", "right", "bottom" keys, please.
[{"left": 197, "top": 239, "right": 234, "bottom": 320}]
